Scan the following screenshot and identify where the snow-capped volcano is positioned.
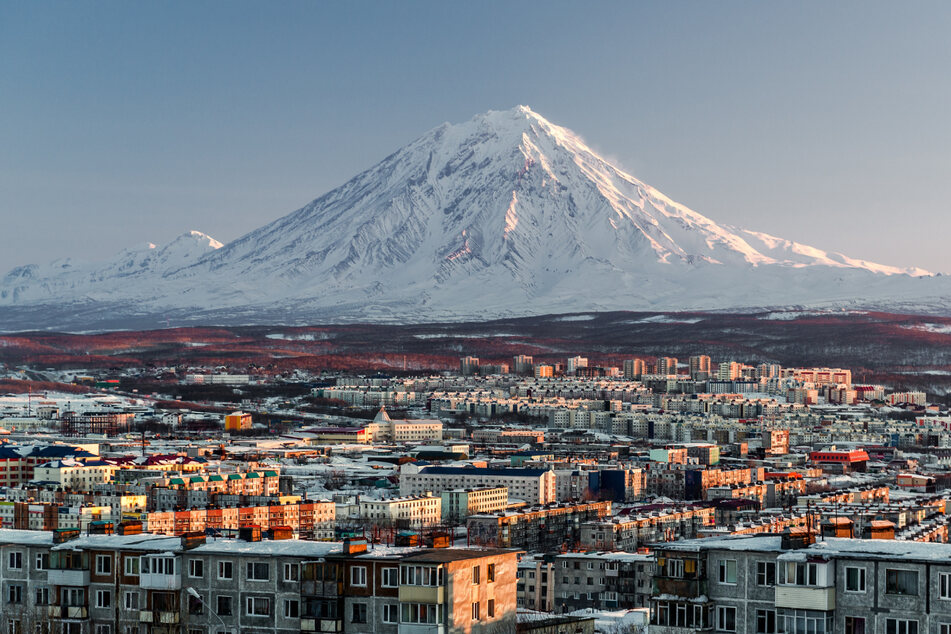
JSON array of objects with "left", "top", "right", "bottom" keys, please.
[{"left": 0, "top": 106, "right": 946, "bottom": 330}]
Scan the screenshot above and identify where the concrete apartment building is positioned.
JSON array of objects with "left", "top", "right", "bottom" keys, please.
[
  {"left": 651, "top": 531, "right": 951, "bottom": 634},
  {"left": 0, "top": 528, "right": 520, "bottom": 634},
  {"left": 301, "top": 539, "right": 519, "bottom": 634},
  {"left": 440, "top": 487, "right": 509, "bottom": 522},
  {"left": 357, "top": 494, "right": 442, "bottom": 528},
  {"left": 399, "top": 464, "right": 557, "bottom": 505}
]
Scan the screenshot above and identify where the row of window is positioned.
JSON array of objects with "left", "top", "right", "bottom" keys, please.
[{"left": 706, "top": 558, "right": 938, "bottom": 597}]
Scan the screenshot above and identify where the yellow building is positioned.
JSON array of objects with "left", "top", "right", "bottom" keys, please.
[{"left": 224, "top": 411, "right": 253, "bottom": 431}]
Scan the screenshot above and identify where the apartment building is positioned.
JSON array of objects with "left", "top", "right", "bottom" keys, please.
[
  {"left": 440, "top": 487, "right": 508, "bottom": 522},
  {"left": 301, "top": 539, "right": 519, "bottom": 633},
  {"left": 400, "top": 464, "right": 556, "bottom": 505},
  {"left": 468, "top": 501, "right": 612, "bottom": 551},
  {"left": 580, "top": 505, "right": 716, "bottom": 551},
  {"left": 651, "top": 530, "right": 951, "bottom": 634},
  {"left": 0, "top": 528, "right": 519, "bottom": 634},
  {"left": 357, "top": 494, "right": 442, "bottom": 527}
]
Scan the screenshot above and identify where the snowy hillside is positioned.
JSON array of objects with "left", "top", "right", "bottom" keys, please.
[{"left": 0, "top": 106, "right": 948, "bottom": 330}]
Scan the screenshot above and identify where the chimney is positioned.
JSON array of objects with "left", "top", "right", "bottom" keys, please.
[
  {"left": 181, "top": 531, "right": 207, "bottom": 550},
  {"left": 53, "top": 528, "right": 80, "bottom": 544}
]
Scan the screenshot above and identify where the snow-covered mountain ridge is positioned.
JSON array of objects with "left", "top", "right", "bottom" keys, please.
[{"left": 1, "top": 106, "right": 947, "bottom": 331}]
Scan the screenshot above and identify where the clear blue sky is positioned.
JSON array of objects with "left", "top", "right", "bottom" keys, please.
[{"left": 2, "top": 1, "right": 950, "bottom": 272}]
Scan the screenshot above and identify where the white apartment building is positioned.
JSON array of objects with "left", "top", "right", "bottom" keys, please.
[
  {"left": 400, "top": 464, "right": 557, "bottom": 505},
  {"left": 357, "top": 493, "right": 441, "bottom": 526}
]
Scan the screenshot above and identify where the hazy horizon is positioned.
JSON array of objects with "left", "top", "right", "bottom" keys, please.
[{"left": 2, "top": 1, "right": 950, "bottom": 273}]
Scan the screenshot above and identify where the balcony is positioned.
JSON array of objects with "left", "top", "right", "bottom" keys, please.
[
  {"left": 139, "top": 611, "right": 153, "bottom": 623},
  {"left": 652, "top": 578, "right": 706, "bottom": 598},
  {"left": 301, "top": 619, "right": 316, "bottom": 631},
  {"left": 399, "top": 626, "right": 445, "bottom": 634},
  {"left": 156, "top": 611, "right": 180, "bottom": 624},
  {"left": 320, "top": 620, "right": 343, "bottom": 632},
  {"left": 47, "top": 605, "right": 88, "bottom": 619},
  {"left": 47, "top": 569, "right": 90, "bottom": 586},
  {"left": 775, "top": 586, "right": 835, "bottom": 611},
  {"left": 398, "top": 586, "right": 445, "bottom": 603},
  {"left": 139, "top": 573, "right": 181, "bottom": 590}
]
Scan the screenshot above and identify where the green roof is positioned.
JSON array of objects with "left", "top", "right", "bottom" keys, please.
[
  {"left": 263, "top": 470, "right": 278, "bottom": 477},
  {"left": 227, "top": 474, "right": 242, "bottom": 480},
  {"left": 169, "top": 478, "right": 185, "bottom": 485},
  {"left": 190, "top": 476, "right": 204, "bottom": 483},
  {"left": 245, "top": 472, "right": 260, "bottom": 479},
  {"left": 209, "top": 475, "right": 224, "bottom": 482}
]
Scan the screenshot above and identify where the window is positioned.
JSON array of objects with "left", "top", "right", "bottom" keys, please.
[
  {"left": 383, "top": 604, "right": 398, "bottom": 624},
  {"left": 382, "top": 567, "right": 399, "bottom": 587},
  {"left": 94, "top": 627, "right": 110, "bottom": 634},
  {"left": 351, "top": 566, "right": 367, "bottom": 586},
  {"left": 188, "top": 559, "right": 204, "bottom": 578},
  {"left": 941, "top": 572, "right": 951, "bottom": 599},
  {"left": 756, "top": 561, "right": 776, "bottom": 586},
  {"left": 669, "top": 558, "right": 685, "bottom": 578},
  {"left": 246, "top": 562, "right": 269, "bottom": 581},
  {"left": 95, "top": 554, "right": 111, "bottom": 575},
  {"left": 717, "top": 606, "right": 737, "bottom": 632},
  {"left": 488, "top": 563, "right": 496, "bottom": 582},
  {"left": 8, "top": 552, "right": 21, "bottom": 570},
  {"left": 472, "top": 602, "right": 480, "bottom": 621},
  {"left": 352, "top": 602, "right": 368, "bottom": 624},
  {"left": 473, "top": 566, "right": 481, "bottom": 584},
  {"left": 35, "top": 553, "right": 48, "bottom": 571},
  {"left": 401, "top": 565, "right": 444, "bottom": 586},
  {"left": 283, "top": 563, "right": 299, "bottom": 582},
  {"left": 217, "top": 596, "right": 233, "bottom": 616},
  {"left": 846, "top": 566, "right": 866, "bottom": 592},
  {"left": 886, "top": 619, "right": 918, "bottom": 634},
  {"left": 95, "top": 590, "right": 111, "bottom": 609},
  {"left": 218, "top": 560, "right": 233, "bottom": 580},
  {"left": 35, "top": 587, "right": 49, "bottom": 606},
  {"left": 8, "top": 585, "right": 21, "bottom": 604},
  {"left": 885, "top": 569, "right": 919, "bottom": 596},
  {"left": 283, "top": 599, "right": 299, "bottom": 618},
  {"left": 245, "top": 596, "right": 270, "bottom": 617},
  {"left": 123, "top": 591, "right": 138, "bottom": 611},
  {"left": 63, "top": 588, "right": 85, "bottom": 607},
  {"left": 781, "top": 562, "right": 819, "bottom": 586},
  {"left": 124, "top": 556, "right": 139, "bottom": 576},
  {"left": 718, "top": 560, "right": 737, "bottom": 584},
  {"left": 401, "top": 603, "right": 440, "bottom": 624},
  {"left": 143, "top": 556, "right": 174, "bottom": 575},
  {"left": 846, "top": 617, "right": 867, "bottom": 634},
  {"left": 8, "top": 619, "right": 20, "bottom": 634},
  {"left": 187, "top": 592, "right": 203, "bottom": 615},
  {"left": 939, "top": 624, "right": 951, "bottom": 634},
  {"left": 488, "top": 599, "right": 495, "bottom": 618}
]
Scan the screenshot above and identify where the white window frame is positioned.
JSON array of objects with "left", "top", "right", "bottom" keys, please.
[
  {"left": 382, "top": 567, "right": 399, "bottom": 587},
  {"left": 218, "top": 560, "right": 233, "bottom": 580},
  {"left": 188, "top": 559, "right": 204, "bottom": 579},
  {"left": 95, "top": 589, "right": 111, "bottom": 609},
  {"left": 283, "top": 562, "right": 299, "bottom": 582},
  {"left": 845, "top": 566, "right": 866, "bottom": 593},
  {"left": 718, "top": 559, "right": 737, "bottom": 585},
  {"left": 717, "top": 605, "right": 737, "bottom": 632},
  {"left": 123, "top": 591, "right": 138, "bottom": 611},
  {"left": 95, "top": 554, "right": 111, "bottom": 576},
  {"left": 351, "top": 565, "right": 367, "bottom": 587},
  {"left": 123, "top": 556, "right": 139, "bottom": 576},
  {"left": 245, "top": 596, "right": 270, "bottom": 617}
]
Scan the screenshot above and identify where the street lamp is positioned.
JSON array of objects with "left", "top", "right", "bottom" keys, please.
[{"left": 186, "top": 586, "right": 231, "bottom": 634}]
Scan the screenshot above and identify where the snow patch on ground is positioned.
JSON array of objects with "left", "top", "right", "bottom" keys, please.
[
  {"left": 902, "top": 323, "right": 951, "bottom": 335},
  {"left": 553, "top": 315, "right": 596, "bottom": 322},
  {"left": 628, "top": 315, "right": 703, "bottom": 324}
]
